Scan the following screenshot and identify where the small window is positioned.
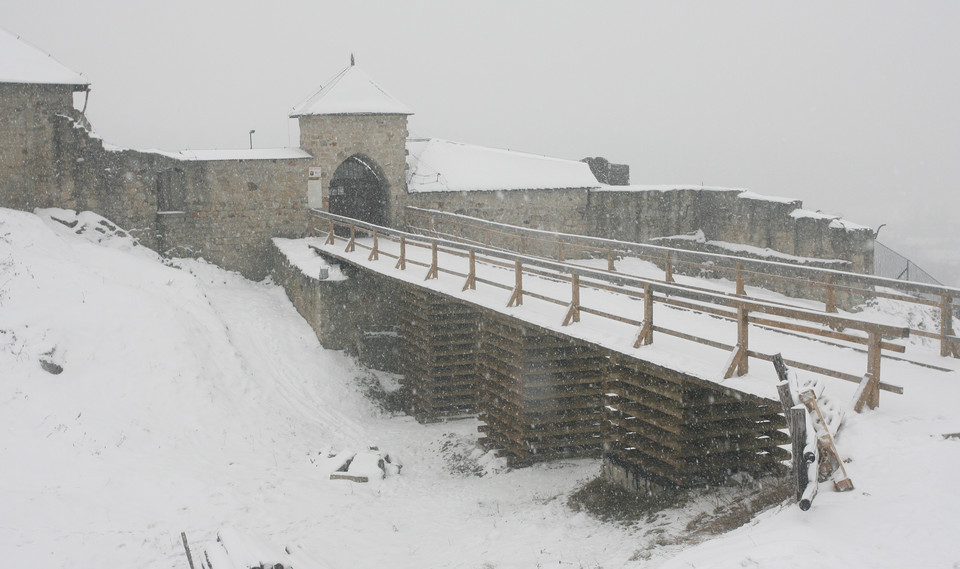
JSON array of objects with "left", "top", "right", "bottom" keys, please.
[{"left": 157, "top": 168, "right": 186, "bottom": 212}]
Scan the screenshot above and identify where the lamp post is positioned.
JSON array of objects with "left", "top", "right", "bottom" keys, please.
[{"left": 249, "top": 129, "right": 255, "bottom": 149}]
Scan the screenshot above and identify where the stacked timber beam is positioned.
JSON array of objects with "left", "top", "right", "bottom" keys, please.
[
  {"left": 603, "top": 354, "right": 789, "bottom": 487},
  {"left": 477, "top": 314, "right": 607, "bottom": 465},
  {"left": 398, "top": 285, "right": 481, "bottom": 422}
]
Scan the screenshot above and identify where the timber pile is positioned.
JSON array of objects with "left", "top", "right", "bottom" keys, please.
[
  {"left": 398, "top": 285, "right": 481, "bottom": 422},
  {"left": 603, "top": 354, "right": 789, "bottom": 487},
  {"left": 477, "top": 314, "right": 607, "bottom": 465}
]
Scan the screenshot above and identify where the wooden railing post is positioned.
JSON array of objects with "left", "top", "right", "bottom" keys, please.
[
  {"left": 634, "top": 283, "right": 654, "bottom": 347},
  {"left": 424, "top": 242, "right": 439, "bottom": 280},
  {"left": 462, "top": 250, "right": 477, "bottom": 291},
  {"left": 664, "top": 251, "right": 675, "bottom": 283},
  {"left": 724, "top": 304, "right": 749, "bottom": 378},
  {"left": 395, "top": 236, "right": 406, "bottom": 270},
  {"left": 607, "top": 248, "right": 616, "bottom": 272},
  {"left": 562, "top": 273, "right": 581, "bottom": 326},
  {"left": 507, "top": 260, "right": 524, "bottom": 307},
  {"left": 735, "top": 261, "right": 745, "bottom": 296},
  {"left": 853, "top": 331, "right": 882, "bottom": 412},
  {"left": 345, "top": 224, "right": 356, "bottom": 253},
  {"left": 368, "top": 230, "right": 379, "bottom": 261},
  {"left": 557, "top": 240, "right": 565, "bottom": 263},
  {"left": 325, "top": 219, "right": 335, "bottom": 245},
  {"left": 825, "top": 276, "right": 838, "bottom": 313},
  {"left": 940, "top": 292, "right": 956, "bottom": 357}
]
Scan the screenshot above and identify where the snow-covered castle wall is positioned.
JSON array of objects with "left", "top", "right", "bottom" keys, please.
[
  {"left": 587, "top": 187, "right": 874, "bottom": 273},
  {"left": 0, "top": 83, "right": 317, "bottom": 278}
]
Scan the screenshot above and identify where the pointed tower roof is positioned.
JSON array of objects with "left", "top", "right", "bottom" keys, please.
[
  {"left": 289, "top": 61, "right": 412, "bottom": 117},
  {"left": 0, "top": 28, "right": 88, "bottom": 87}
]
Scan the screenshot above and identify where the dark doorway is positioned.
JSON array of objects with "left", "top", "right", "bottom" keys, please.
[{"left": 329, "top": 155, "right": 387, "bottom": 235}]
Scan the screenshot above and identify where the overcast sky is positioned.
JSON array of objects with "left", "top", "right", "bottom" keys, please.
[{"left": 4, "top": 1, "right": 959, "bottom": 284}]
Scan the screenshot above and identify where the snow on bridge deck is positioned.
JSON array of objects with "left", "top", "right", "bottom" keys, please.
[{"left": 291, "top": 227, "right": 951, "bottom": 409}]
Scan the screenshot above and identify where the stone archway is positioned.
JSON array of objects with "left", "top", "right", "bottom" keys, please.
[{"left": 328, "top": 154, "right": 387, "bottom": 229}]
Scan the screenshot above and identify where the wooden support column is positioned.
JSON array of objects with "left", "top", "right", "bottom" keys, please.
[
  {"left": 664, "top": 251, "right": 675, "bottom": 283},
  {"left": 824, "top": 276, "right": 838, "bottom": 313},
  {"left": 735, "top": 262, "right": 745, "bottom": 296},
  {"left": 395, "top": 236, "right": 406, "bottom": 270},
  {"left": 633, "top": 283, "right": 654, "bottom": 347},
  {"left": 462, "top": 250, "right": 477, "bottom": 291},
  {"left": 507, "top": 260, "right": 524, "bottom": 307},
  {"left": 853, "top": 331, "right": 882, "bottom": 412},
  {"left": 940, "top": 292, "right": 956, "bottom": 358},
  {"left": 368, "top": 230, "right": 379, "bottom": 261},
  {"left": 425, "top": 242, "right": 439, "bottom": 280},
  {"left": 345, "top": 224, "right": 356, "bottom": 253},
  {"left": 562, "top": 273, "right": 581, "bottom": 326},
  {"left": 724, "top": 304, "right": 749, "bottom": 378}
]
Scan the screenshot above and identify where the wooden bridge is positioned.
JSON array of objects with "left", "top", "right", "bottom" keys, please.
[{"left": 303, "top": 208, "right": 959, "bottom": 487}]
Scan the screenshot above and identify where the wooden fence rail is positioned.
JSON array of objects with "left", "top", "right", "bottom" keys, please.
[
  {"left": 311, "top": 210, "right": 910, "bottom": 411},
  {"left": 404, "top": 206, "right": 958, "bottom": 359}
]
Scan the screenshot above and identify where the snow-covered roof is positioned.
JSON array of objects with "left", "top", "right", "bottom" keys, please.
[
  {"left": 289, "top": 64, "right": 412, "bottom": 117},
  {"left": 405, "top": 138, "right": 600, "bottom": 193},
  {"left": 142, "top": 148, "right": 312, "bottom": 161},
  {"left": 591, "top": 184, "right": 748, "bottom": 193},
  {"left": 0, "top": 28, "right": 88, "bottom": 87}
]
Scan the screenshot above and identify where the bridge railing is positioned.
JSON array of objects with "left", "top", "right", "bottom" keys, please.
[
  {"left": 404, "top": 206, "right": 959, "bottom": 359},
  {"left": 311, "top": 209, "right": 910, "bottom": 412}
]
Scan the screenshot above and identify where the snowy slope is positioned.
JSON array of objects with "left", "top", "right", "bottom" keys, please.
[{"left": 2, "top": 207, "right": 959, "bottom": 569}]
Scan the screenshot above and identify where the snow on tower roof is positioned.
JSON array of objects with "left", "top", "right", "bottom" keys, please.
[
  {"left": 0, "top": 28, "right": 88, "bottom": 87},
  {"left": 406, "top": 138, "right": 601, "bottom": 193},
  {"left": 289, "top": 63, "right": 412, "bottom": 117}
]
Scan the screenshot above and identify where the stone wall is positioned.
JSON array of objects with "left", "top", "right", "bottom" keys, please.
[
  {"left": 268, "top": 241, "right": 402, "bottom": 373},
  {"left": 0, "top": 83, "right": 320, "bottom": 279},
  {"left": 0, "top": 84, "right": 84, "bottom": 212},
  {"left": 298, "top": 114, "right": 409, "bottom": 226},
  {"left": 155, "top": 157, "right": 312, "bottom": 278},
  {"left": 406, "top": 187, "right": 592, "bottom": 235},
  {"left": 587, "top": 188, "right": 874, "bottom": 273}
]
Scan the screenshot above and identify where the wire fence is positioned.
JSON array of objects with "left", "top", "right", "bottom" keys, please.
[{"left": 874, "top": 241, "right": 942, "bottom": 286}]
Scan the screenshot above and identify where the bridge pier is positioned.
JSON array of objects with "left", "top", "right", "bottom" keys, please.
[
  {"left": 398, "top": 285, "right": 482, "bottom": 422},
  {"left": 477, "top": 313, "right": 607, "bottom": 465}
]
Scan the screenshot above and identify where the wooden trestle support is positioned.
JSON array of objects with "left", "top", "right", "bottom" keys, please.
[
  {"left": 398, "top": 285, "right": 482, "bottom": 423},
  {"left": 603, "top": 355, "right": 790, "bottom": 487},
  {"left": 477, "top": 314, "right": 607, "bottom": 465}
]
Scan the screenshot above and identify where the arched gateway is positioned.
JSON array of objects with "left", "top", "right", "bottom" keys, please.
[{"left": 328, "top": 154, "right": 387, "bottom": 226}]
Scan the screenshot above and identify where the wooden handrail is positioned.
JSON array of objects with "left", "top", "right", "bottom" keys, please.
[
  {"left": 310, "top": 210, "right": 912, "bottom": 406},
  {"left": 404, "top": 206, "right": 958, "bottom": 358}
]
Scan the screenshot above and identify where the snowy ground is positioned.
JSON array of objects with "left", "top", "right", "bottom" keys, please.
[{"left": 2, "top": 208, "right": 959, "bottom": 569}]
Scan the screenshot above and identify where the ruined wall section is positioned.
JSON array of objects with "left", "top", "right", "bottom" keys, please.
[
  {"left": 298, "top": 114, "right": 408, "bottom": 225},
  {"left": 587, "top": 188, "right": 874, "bottom": 273},
  {"left": 0, "top": 84, "right": 315, "bottom": 279}
]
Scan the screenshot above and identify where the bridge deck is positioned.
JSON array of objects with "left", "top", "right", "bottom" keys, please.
[{"left": 306, "top": 232, "right": 942, "bottom": 406}]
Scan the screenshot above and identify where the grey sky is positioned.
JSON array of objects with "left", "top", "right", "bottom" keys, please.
[{"left": 4, "top": 0, "right": 958, "bottom": 284}]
